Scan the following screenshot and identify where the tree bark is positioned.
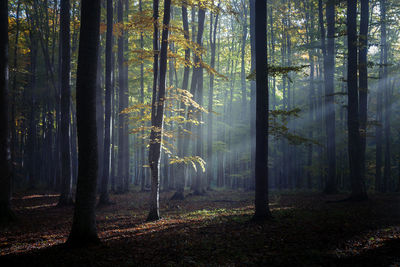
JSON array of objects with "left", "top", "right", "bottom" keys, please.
[
  {"left": 323, "top": 0, "right": 337, "bottom": 194},
  {"left": 253, "top": 0, "right": 271, "bottom": 221},
  {"left": 0, "top": 0, "right": 15, "bottom": 224},
  {"left": 347, "top": 0, "right": 367, "bottom": 201},
  {"left": 99, "top": 0, "right": 114, "bottom": 205},
  {"left": 358, "top": 0, "right": 369, "bottom": 191},
  {"left": 147, "top": 0, "right": 171, "bottom": 221},
  {"left": 58, "top": 0, "right": 74, "bottom": 206},
  {"left": 116, "top": 0, "right": 126, "bottom": 193},
  {"left": 66, "top": 0, "right": 101, "bottom": 246}
]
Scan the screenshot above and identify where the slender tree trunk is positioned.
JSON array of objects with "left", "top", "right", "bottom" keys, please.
[
  {"left": 249, "top": 0, "right": 256, "bottom": 190},
  {"left": 323, "top": 0, "right": 337, "bottom": 194},
  {"left": 58, "top": 0, "right": 73, "bottom": 206},
  {"left": 381, "top": 0, "right": 390, "bottom": 192},
  {"left": 0, "top": 0, "right": 15, "bottom": 224},
  {"left": 171, "top": 3, "right": 190, "bottom": 200},
  {"left": 347, "top": 0, "right": 367, "bottom": 201},
  {"left": 116, "top": 0, "right": 126, "bottom": 193},
  {"left": 193, "top": 8, "right": 206, "bottom": 195},
  {"left": 66, "top": 0, "right": 101, "bottom": 246},
  {"left": 139, "top": 0, "right": 146, "bottom": 192},
  {"left": 148, "top": 0, "right": 171, "bottom": 221},
  {"left": 207, "top": 4, "right": 219, "bottom": 191},
  {"left": 358, "top": 0, "right": 369, "bottom": 190},
  {"left": 253, "top": 0, "right": 271, "bottom": 221},
  {"left": 99, "top": 0, "right": 114, "bottom": 205}
]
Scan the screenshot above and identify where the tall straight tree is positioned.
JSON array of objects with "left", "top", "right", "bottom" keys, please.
[
  {"left": 249, "top": 0, "right": 256, "bottom": 190},
  {"left": 66, "top": 0, "right": 101, "bottom": 245},
  {"left": 117, "top": 0, "right": 126, "bottom": 193},
  {"left": 347, "top": 0, "right": 367, "bottom": 201},
  {"left": 207, "top": 3, "right": 220, "bottom": 190},
  {"left": 58, "top": 0, "right": 74, "bottom": 206},
  {"left": 253, "top": 0, "right": 271, "bottom": 221},
  {"left": 99, "top": 0, "right": 114, "bottom": 205},
  {"left": 323, "top": 0, "right": 336, "bottom": 194},
  {"left": 381, "top": 0, "right": 390, "bottom": 192},
  {"left": 171, "top": 2, "right": 190, "bottom": 200},
  {"left": 147, "top": 0, "right": 171, "bottom": 221},
  {"left": 0, "top": 0, "right": 15, "bottom": 223},
  {"left": 358, "top": 0, "right": 369, "bottom": 187},
  {"left": 193, "top": 7, "right": 206, "bottom": 195}
]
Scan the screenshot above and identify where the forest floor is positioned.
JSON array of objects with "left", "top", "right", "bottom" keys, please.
[{"left": 1, "top": 189, "right": 400, "bottom": 266}]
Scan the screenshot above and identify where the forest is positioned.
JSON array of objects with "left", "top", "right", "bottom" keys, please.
[{"left": 1, "top": 0, "right": 400, "bottom": 265}]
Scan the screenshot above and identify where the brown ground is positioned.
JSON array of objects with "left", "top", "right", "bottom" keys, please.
[{"left": 1, "top": 190, "right": 400, "bottom": 266}]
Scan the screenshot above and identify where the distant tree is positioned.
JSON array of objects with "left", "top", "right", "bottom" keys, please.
[
  {"left": 66, "top": 0, "right": 101, "bottom": 245},
  {"left": 147, "top": 0, "right": 172, "bottom": 221},
  {"left": 0, "top": 0, "right": 15, "bottom": 224},
  {"left": 99, "top": 0, "right": 114, "bottom": 205},
  {"left": 358, "top": 0, "right": 369, "bottom": 189},
  {"left": 323, "top": 0, "right": 337, "bottom": 194},
  {"left": 58, "top": 0, "right": 74, "bottom": 206},
  {"left": 117, "top": 0, "right": 127, "bottom": 194},
  {"left": 381, "top": 0, "right": 391, "bottom": 192},
  {"left": 253, "top": 0, "right": 271, "bottom": 220},
  {"left": 347, "top": 0, "right": 367, "bottom": 201}
]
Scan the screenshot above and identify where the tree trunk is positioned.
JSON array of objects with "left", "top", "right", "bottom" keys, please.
[
  {"left": 66, "top": 0, "right": 101, "bottom": 246},
  {"left": 116, "top": 0, "right": 126, "bottom": 193},
  {"left": 99, "top": 0, "right": 114, "bottom": 205},
  {"left": 193, "top": 8, "right": 206, "bottom": 195},
  {"left": 253, "top": 0, "right": 271, "bottom": 221},
  {"left": 358, "top": 0, "right": 369, "bottom": 191},
  {"left": 249, "top": 0, "right": 256, "bottom": 190},
  {"left": 171, "top": 4, "right": 190, "bottom": 200},
  {"left": 58, "top": 0, "right": 74, "bottom": 206},
  {"left": 347, "top": 0, "right": 367, "bottom": 201},
  {"left": 381, "top": 0, "right": 390, "bottom": 192},
  {"left": 147, "top": 0, "right": 171, "bottom": 221},
  {"left": 323, "top": 0, "right": 337, "bottom": 194},
  {"left": 0, "top": 0, "right": 15, "bottom": 224}
]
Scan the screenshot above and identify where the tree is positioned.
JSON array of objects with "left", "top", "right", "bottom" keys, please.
[
  {"left": 0, "top": 0, "right": 15, "bottom": 224},
  {"left": 58, "top": 0, "right": 74, "bottom": 206},
  {"left": 253, "top": 0, "right": 271, "bottom": 221},
  {"left": 99, "top": 0, "right": 114, "bottom": 205},
  {"left": 66, "top": 0, "right": 101, "bottom": 246},
  {"left": 381, "top": 0, "right": 391, "bottom": 192},
  {"left": 171, "top": 3, "right": 191, "bottom": 201},
  {"left": 117, "top": 0, "right": 126, "bottom": 193},
  {"left": 192, "top": 7, "right": 206, "bottom": 195},
  {"left": 358, "top": 0, "right": 369, "bottom": 189},
  {"left": 323, "top": 0, "right": 337, "bottom": 194},
  {"left": 147, "top": 0, "right": 172, "bottom": 221},
  {"left": 347, "top": 0, "right": 367, "bottom": 201}
]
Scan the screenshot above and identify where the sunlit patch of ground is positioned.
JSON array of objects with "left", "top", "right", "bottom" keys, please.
[{"left": 1, "top": 190, "right": 400, "bottom": 266}]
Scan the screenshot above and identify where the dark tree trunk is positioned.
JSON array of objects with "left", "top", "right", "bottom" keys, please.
[
  {"left": 347, "top": 0, "right": 367, "bottom": 201},
  {"left": 193, "top": 8, "right": 206, "bottom": 195},
  {"left": 58, "top": 0, "right": 74, "bottom": 206},
  {"left": 116, "top": 0, "right": 126, "bottom": 193},
  {"left": 0, "top": 0, "right": 15, "bottom": 224},
  {"left": 207, "top": 4, "right": 219, "bottom": 191},
  {"left": 66, "top": 0, "right": 101, "bottom": 246},
  {"left": 99, "top": 0, "right": 114, "bottom": 205},
  {"left": 147, "top": 0, "right": 171, "bottom": 221},
  {"left": 323, "top": 0, "right": 337, "bottom": 194},
  {"left": 358, "top": 0, "right": 369, "bottom": 190},
  {"left": 376, "top": 0, "right": 384, "bottom": 191},
  {"left": 381, "top": 0, "right": 390, "bottom": 192},
  {"left": 249, "top": 0, "right": 256, "bottom": 190},
  {"left": 253, "top": 0, "right": 271, "bottom": 221}
]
